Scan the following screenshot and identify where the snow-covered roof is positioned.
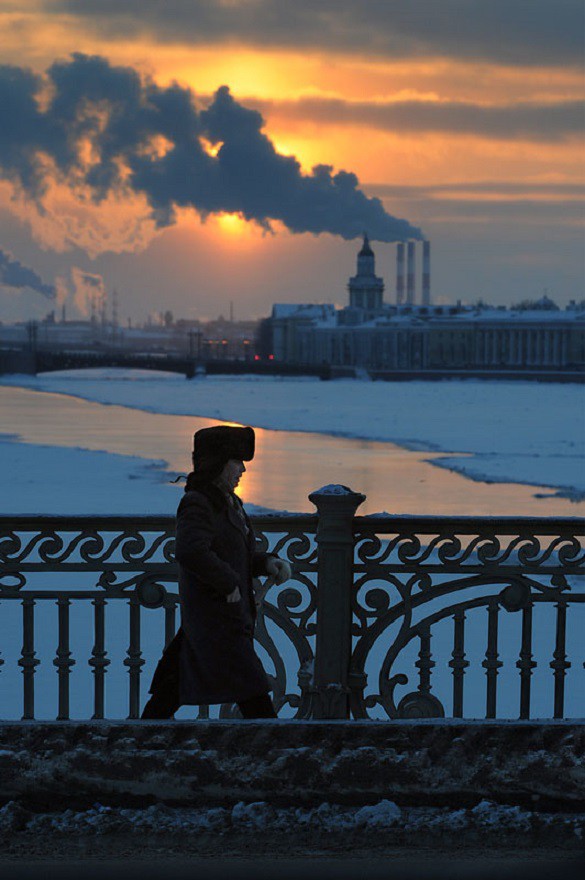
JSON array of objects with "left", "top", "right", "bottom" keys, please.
[
  {"left": 449, "top": 308, "right": 584, "bottom": 323},
  {"left": 312, "top": 314, "right": 340, "bottom": 328},
  {"left": 272, "top": 303, "right": 337, "bottom": 320}
]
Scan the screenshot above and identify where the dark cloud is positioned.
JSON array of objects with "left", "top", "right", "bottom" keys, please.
[
  {"left": 375, "top": 197, "right": 584, "bottom": 228},
  {"left": 364, "top": 181, "right": 584, "bottom": 227},
  {"left": 52, "top": 0, "right": 584, "bottom": 66},
  {"left": 0, "top": 248, "right": 56, "bottom": 298},
  {"left": 365, "top": 180, "right": 585, "bottom": 228},
  {"left": 0, "top": 54, "right": 420, "bottom": 243},
  {"left": 366, "top": 181, "right": 585, "bottom": 198},
  {"left": 253, "top": 97, "right": 584, "bottom": 142}
]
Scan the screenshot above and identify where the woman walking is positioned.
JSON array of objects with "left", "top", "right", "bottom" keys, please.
[{"left": 142, "top": 425, "right": 290, "bottom": 720}]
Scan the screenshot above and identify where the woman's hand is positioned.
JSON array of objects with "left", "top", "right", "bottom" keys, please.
[
  {"left": 266, "top": 558, "right": 292, "bottom": 585},
  {"left": 226, "top": 586, "right": 241, "bottom": 603}
]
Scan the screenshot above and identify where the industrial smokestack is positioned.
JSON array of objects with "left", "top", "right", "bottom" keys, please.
[
  {"left": 407, "top": 241, "right": 415, "bottom": 305},
  {"left": 422, "top": 240, "right": 431, "bottom": 306},
  {"left": 396, "top": 242, "right": 405, "bottom": 305}
]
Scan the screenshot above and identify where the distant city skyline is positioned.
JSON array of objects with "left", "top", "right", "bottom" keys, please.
[{"left": 0, "top": 1, "right": 583, "bottom": 324}]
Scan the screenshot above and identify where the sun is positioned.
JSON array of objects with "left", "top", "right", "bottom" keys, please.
[
  {"left": 212, "top": 212, "right": 265, "bottom": 250},
  {"left": 216, "top": 212, "right": 249, "bottom": 236}
]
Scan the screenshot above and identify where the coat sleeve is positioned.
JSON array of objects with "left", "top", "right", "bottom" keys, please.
[
  {"left": 174, "top": 492, "right": 240, "bottom": 596},
  {"left": 242, "top": 502, "right": 278, "bottom": 577},
  {"left": 251, "top": 551, "right": 278, "bottom": 578}
]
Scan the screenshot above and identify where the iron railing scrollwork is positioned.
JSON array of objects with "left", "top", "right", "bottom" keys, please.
[
  {"left": 351, "top": 516, "right": 584, "bottom": 721},
  {"left": 0, "top": 514, "right": 318, "bottom": 721},
  {"left": 0, "top": 504, "right": 583, "bottom": 721}
]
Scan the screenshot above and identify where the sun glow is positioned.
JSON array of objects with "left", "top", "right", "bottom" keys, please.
[
  {"left": 216, "top": 212, "right": 250, "bottom": 236},
  {"left": 200, "top": 137, "right": 223, "bottom": 158},
  {"left": 211, "top": 212, "right": 268, "bottom": 250}
]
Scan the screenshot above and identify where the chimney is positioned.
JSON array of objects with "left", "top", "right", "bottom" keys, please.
[
  {"left": 396, "top": 242, "right": 405, "bottom": 305},
  {"left": 407, "top": 241, "right": 415, "bottom": 305},
  {"left": 422, "top": 240, "right": 431, "bottom": 306}
]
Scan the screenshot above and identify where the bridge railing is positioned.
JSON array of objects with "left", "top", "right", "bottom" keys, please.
[{"left": 0, "top": 491, "right": 583, "bottom": 720}]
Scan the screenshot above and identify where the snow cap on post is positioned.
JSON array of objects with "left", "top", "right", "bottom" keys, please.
[
  {"left": 308, "top": 484, "right": 366, "bottom": 528},
  {"left": 310, "top": 484, "right": 359, "bottom": 496}
]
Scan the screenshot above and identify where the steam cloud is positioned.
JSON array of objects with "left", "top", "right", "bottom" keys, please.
[
  {"left": 0, "top": 248, "right": 56, "bottom": 299},
  {"left": 0, "top": 54, "right": 421, "bottom": 243},
  {"left": 69, "top": 267, "right": 105, "bottom": 317},
  {"left": 80, "top": 272, "right": 104, "bottom": 289}
]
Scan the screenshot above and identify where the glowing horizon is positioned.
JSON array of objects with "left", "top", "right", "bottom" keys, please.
[{"left": 0, "top": 1, "right": 582, "bottom": 323}]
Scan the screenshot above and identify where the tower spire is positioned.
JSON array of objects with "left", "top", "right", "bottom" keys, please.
[
  {"left": 349, "top": 235, "right": 384, "bottom": 312},
  {"left": 358, "top": 232, "right": 374, "bottom": 260}
]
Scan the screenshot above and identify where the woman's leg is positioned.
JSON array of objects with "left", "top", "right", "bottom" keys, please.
[
  {"left": 237, "top": 693, "right": 277, "bottom": 719},
  {"left": 141, "top": 688, "right": 181, "bottom": 719},
  {"left": 141, "top": 631, "right": 182, "bottom": 719}
]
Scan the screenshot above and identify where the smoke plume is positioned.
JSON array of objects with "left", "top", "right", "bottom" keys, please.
[
  {"left": 0, "top": 248, "right": 56, "bottom": 298},
  {"left": 69, "top": 267, "right": 105, "bottom": 317},
  {"left": 0, "top": 54, "right": 421, "bottom": 244}
]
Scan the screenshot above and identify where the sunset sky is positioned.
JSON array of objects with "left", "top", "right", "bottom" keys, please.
[{"left": 0, "top": 1, "right": 583, "bottom": 323}]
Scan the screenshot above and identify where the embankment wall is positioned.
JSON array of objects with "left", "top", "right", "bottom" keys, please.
[{"left": 1, "top": 720, "right": 583, "bottom": 812}]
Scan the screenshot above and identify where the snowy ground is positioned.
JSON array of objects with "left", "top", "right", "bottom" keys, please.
[
  {"left": 1, "top": 369, "right": 584, "bottom": 500},
  {"left": 1, "top": 797, "right": 582, "bottom": 840}
]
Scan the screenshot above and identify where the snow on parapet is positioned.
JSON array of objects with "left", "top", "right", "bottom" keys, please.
[{"left": 312, "top": 484, "right": 356, "bottom": 495}]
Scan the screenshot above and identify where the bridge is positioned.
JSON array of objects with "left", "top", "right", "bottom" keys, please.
[
  {"left": 0, "top": 347, "right": 328, "bottom": 378},
  {"left": 1, "top": 347, "right": 583, "bottom": 381}
]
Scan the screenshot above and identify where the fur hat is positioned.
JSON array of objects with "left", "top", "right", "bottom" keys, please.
[{"left": 192, "top": 426, "right": 255, "bottom": 466}]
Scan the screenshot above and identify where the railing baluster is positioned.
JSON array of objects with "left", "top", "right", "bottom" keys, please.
[
  {"left": 517, "top": 603, "right": 536, "bottom": 719},
  {"left": 550, "top": 601, "right": 571, "bottom": 719},
  {"left": 0, "top": 611, "right": 4, "bottom": 675},
  {"left": 124, "top": 593, "right": 144, "bottom": 719},
  {"left": 54, "top": 597, "right": 75, "bottom": 720},
  {"left": 482, "top": 600, "right": 503, "bottom": 719},
  {"left": 89, "top": 597, "right": 110, "bottom": 719},
  {"left": 18, "top": 598, "right": 39, "bottom": 720},
  {"left": 449, "top": 610, "right": 469, "bottom": 717},
  {"left": 309, "top": 487, "right": 366, "bottom": 719},
  {"left": 164, "top": 602, "right": 176, "bottom": 648},
  {"left": 415, "top": 625, "right": 434, "bottom": 695}
]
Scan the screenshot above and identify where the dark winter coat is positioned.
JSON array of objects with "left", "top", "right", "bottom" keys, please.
[{"left": 169, "top": 484, "right": 274, "bottom": 705}]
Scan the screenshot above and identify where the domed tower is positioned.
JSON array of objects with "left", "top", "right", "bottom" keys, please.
[{"left": 348, "top": 234, "right": 385, "bottom": 312}]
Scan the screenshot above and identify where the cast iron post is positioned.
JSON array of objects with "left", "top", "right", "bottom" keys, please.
[{"left": 309, "top": 485, "right": 366, "bottom": 719}]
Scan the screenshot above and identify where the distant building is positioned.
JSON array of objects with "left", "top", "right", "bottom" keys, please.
[
  {"left": 0, "top": 313, "right": 260, "bottom": 361},
  {"left": 271, "top": 304, "right": 337, "bottom": 363},
  {"left": 271, "top": 236, "right": 585, "bottom": 373},
  {"left": 344, "top": 234, "right": 385, "bottom": 319}
]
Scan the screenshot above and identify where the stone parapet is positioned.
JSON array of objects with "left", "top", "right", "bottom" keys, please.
[{"left": 0, "top": 720, "right": 583, "bottom": 813}]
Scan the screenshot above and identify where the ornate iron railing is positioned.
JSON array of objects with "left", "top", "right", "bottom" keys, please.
[
  {"left": 350, "top": 515, "right": 584, "bottom": 721},
  {"left": 0, "top": 498, "right": 583, "bottom": 721}
]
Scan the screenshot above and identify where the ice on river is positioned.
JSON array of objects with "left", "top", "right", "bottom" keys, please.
[{"left": 1, "top": 370, "right": 584, "bottom": 503}]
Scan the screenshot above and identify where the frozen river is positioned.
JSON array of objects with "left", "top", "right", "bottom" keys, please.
[{"left": 1, "top": 375, "right": 584, "bottom": 516}]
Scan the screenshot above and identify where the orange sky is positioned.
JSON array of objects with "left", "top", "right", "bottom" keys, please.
[{"left": 0, "top": 1, "right": 583, "bottom": 321}]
